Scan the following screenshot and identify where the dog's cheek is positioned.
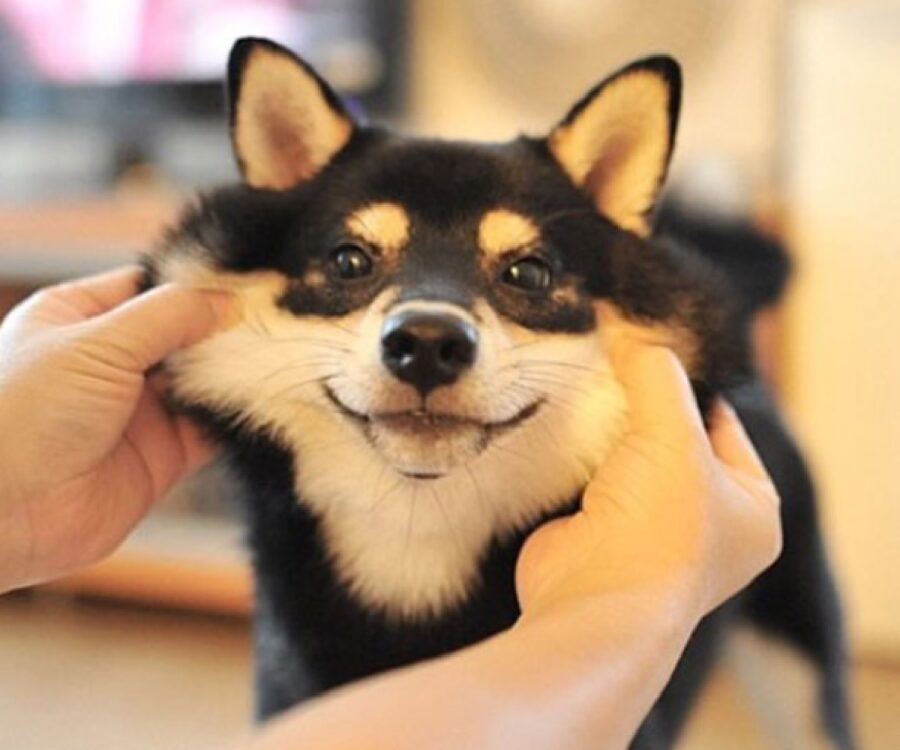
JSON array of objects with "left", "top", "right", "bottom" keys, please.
[
  {"left": 156, "top": 267, "right": 342, "bottom": 436},
  {"left": 596, "top": 300, "right": 700, "bottom": 377},
  {"left": 165, "top": 328, "right": 272, "bottom": 429}
]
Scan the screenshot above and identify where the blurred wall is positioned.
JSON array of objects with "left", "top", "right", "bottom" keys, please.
[
  {"left": 784, "top": 0, "right": 900, "bottom": 660},
  {"left": 407, "top": 0, "right": 784, "bottom": 196}
]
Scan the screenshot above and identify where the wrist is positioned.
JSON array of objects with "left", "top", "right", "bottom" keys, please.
[
  {"left": 518, "top": 565, "right": 707, "bottom": 636},
  {"left": 0, "top": 485, "right": 31, "bottom": 594},
  {"left": 460, "top": 587, "right": 701, "bottom": 750}
]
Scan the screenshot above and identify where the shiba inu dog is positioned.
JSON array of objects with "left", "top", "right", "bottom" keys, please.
[{"left": 144, "top": 38, "right": 854, "bottom": 749}]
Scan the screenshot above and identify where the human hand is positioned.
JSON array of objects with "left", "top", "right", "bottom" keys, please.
[
  {"left": 0, "top": 267, "right": 233, "bottom": 591},
  {"left": 516, "top": 339, "right": 782, "bottom": 624}
]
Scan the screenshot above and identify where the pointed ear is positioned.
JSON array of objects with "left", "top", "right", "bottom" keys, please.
[
  {"left": 548, "top": 56, "right": 681, "bottom": 237},
  {"left": 227, "top": 38, "right": 356, "bottom": 190}
]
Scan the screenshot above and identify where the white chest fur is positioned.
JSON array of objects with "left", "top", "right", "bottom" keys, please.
[{"left": 285, "top": 376, "right": 626, "bottom": 619}]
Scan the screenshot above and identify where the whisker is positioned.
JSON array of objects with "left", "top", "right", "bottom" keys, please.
[
  {"left": 308, "top": 435, "right": 364, "bottom": 452},
  {"left": 270, "top": 336, "right": 352, "bottom": 351},
  {"left": 404, "top": 485, "right": 419, "bottom": 558},
  {"left": 504, "top": 382, "right": 587, "bottom": 419},
  {"left": 536, "top": 207, "right": 597, "bottom": 230},
  {"left": 368, "top": 471, "right": 407, "bottom": 514},
  {"left": 501, "top": 207, "right": 597, "bottom": 250},
  {"left": 486, "top": 439, "right": 537, "bottom": 465},
  {"left": 319, "top": 319, "right": 359, "bottom": 338},
  {"left": 514, "top": 373, "right": 595, "bottom": 395},
  {"left": 432, "top": 486, "right": 466, "bottom": 561},
  {"left": 515, "top": 359, "right": 606, "bottom": 375},
  {"left": 463, "top": 464, "right": 490, "bottom": 524},
  {"left": 224, "top": 335, "right": 352, "bottom": 356},
  {"left": 259, "top": 371, "right": 341, "bottom": 404},
  {"left": 505, "top": 375, "right": 593, "bottom": 405},
  {"left": 253, "top": 358, "right": 342, "bottom": 388},
  {"left": 532, "top": 408, "right": 563, "bottom": 453},
  {"left": 503, "top": 339, "right": 550, "bottom": 352},
  {"left": 240, "top": 300, "right": 275, "bottom": 338}
]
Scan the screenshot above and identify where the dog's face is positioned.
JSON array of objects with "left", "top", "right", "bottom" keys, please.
[{"left": 150, "top": 39, "right": 689, "bottom": 618}]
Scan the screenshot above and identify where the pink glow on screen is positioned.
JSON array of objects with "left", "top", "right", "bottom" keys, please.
[{"left": 0, "top": 0, "right": 299, "bottom": 82}]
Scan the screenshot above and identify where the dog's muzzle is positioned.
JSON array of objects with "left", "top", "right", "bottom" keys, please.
[{"left": 380, "top": 309, "right": 478, "bottom": 396}]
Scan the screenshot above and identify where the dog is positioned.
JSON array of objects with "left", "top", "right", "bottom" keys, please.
[{"left": 144, "top": 37, "right": 854, "bottom": 749}]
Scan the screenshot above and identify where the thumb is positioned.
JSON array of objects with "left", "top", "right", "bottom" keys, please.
[
  {"left": 87, "top": 284, "right": 235, "bottom": 372},
  {"left": 609, "top": 338, "right": 705, "bottom": 445},
  {"left": 708, "top": 400, "right": 770, "bottom": 481}
]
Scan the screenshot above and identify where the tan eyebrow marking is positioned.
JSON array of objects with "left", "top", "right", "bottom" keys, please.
[
  {"left": 345, "top": 202, "right": 411, "bottom": 254},
  {"left": 478, "top": 209, "right": 540, "bottom": 257}
]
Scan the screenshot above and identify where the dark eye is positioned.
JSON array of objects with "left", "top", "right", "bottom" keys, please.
[
  {"left": 329, "top": 244, "right": 373, "bottom": 280},
  {"left": 501, "top": 256, "right": 553, "bottom": 292}
]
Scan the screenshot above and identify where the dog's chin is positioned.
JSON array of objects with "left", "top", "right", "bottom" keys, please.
[{"left": 367, "top": 416, "right": 488, "bottom": 479}]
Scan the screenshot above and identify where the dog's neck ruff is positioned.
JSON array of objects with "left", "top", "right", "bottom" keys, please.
[{"left": 287, "top": 380, "right": 626, "bottom": 620}]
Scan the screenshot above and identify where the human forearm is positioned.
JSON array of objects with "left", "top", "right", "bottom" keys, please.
[{"left": 246, "top": 588, "right": 696, "bottom": 750}]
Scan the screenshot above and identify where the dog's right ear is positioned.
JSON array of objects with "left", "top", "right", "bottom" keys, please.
[
  {"left": 547, "top": 57, "right": 681, "bottom": 237},
  {"left": 228, "top": 38, "right": 356, "bottom": 190}
]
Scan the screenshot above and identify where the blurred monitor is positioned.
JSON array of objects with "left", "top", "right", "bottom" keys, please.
[{"left": 0, "top": 0, "right": 406, "bottom": 197}]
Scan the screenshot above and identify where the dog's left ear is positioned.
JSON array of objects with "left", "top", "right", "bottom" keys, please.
[
  {"left": 548, "top": 56, "right": 681, "bottom": 237},
  {"left": 227, "top": 37, "right": 356, "bottom": 190}
]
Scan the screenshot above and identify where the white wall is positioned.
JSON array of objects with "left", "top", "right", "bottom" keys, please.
[
  {"left": 784, "top": 1, "right": 900, "bottom": 659},
  {"left": 407, "top": 0, "right": 783, "bottom": 193}
]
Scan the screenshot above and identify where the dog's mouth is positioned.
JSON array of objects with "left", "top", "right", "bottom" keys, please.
[{"left": 323, "top": 385, "right": 542, "bottom": 479}]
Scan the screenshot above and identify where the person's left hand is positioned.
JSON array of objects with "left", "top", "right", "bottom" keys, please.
[{"left": 0, "top": 267, "right": 233, "bottom": 591}]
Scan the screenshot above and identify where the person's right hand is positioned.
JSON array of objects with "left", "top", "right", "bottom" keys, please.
[
  {"left": 0, "top": 268, "right": 232, "bottom": 592},
  {"left": 516, "top": 339, "right": 782, "bottom": 623}
]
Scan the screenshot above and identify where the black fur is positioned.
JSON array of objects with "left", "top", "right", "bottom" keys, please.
[
  {"left": 145, "top": 41, "right": 854, "bottom": 750},
  {"left": 656, "top": 200, "right": 793, "bottom": 319}
]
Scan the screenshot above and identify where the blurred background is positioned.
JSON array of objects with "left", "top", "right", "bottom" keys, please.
[{"left": 0, "top": 1, "right": 898, "bottom": 748}]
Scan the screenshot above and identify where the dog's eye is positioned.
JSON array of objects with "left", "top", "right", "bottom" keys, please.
[
  {"left": 501, "top": 257, "right": 552, "bottom": 292},
  {"left": 329, "top": 244, "right": 373, "bottom": 280}
]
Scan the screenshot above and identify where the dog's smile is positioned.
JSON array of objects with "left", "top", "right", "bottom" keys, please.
[{"left": 323, "top": 383, "right": 543, "bottom": 478}]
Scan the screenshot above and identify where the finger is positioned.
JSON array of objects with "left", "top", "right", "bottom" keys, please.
[
  {"left": 609, "top": 338, "right": 705, "bottom": 443},
  {"left": 708, "top": 400, "right": 770, "bottom": 481},
  {"left": 90, "top": 284, "right": 235, "bottom": 372},
  {"left": 126, "top": 386, "right": 219, "bottom": 500},
  {"left": 43, "top": 266, "right": 144, "bottom": 317},
  {"left": 124, "top": 386, "right": 191, "bottom": 500}
]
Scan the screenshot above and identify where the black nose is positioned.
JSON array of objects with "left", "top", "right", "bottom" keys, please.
[{"left": 381, "top": 310, "right": 478, "bottom": 395}]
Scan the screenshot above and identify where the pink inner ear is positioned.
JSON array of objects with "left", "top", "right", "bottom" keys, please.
[
  {"left": 234, "top": 45, "right": 354, "bottom": 191},
  {"left": 547, "top": 66, "right": 676, "bottom": 236},
  {"left": 258, "top": 95, "right": 314, "bottom": 187},
  {"left": 583, "top": 132, "right": 633, "bottom": 207}
]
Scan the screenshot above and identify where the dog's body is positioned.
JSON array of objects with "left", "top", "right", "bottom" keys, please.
[{"left": 146, "top": 39, "right": 853, "bottom": 748}]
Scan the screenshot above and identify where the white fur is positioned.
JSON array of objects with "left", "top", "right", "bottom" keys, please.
[{"left": 158, "top": 256, "right": 627, "bottom": 619}]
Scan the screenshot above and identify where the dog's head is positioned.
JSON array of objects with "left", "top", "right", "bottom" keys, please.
[{"left": 148, "top": 38, "right": 724, "bottom": 617}]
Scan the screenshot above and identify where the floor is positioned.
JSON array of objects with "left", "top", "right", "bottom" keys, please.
[{"left": 1, "top": 593, "right": 898, "bottom": 749}]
